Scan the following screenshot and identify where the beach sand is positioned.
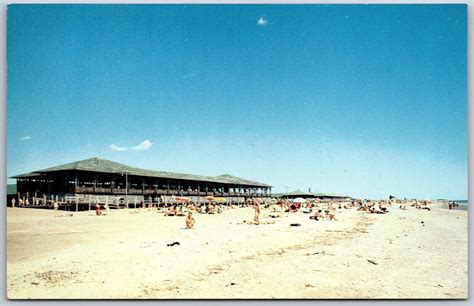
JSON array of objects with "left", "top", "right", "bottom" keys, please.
[{"left": 6, "top": 203, "right": 468, "bottom": 299}]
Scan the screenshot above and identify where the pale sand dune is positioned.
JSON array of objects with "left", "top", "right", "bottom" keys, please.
[{"left": 6, "top": 204, "right": 467, "bottom": 299}]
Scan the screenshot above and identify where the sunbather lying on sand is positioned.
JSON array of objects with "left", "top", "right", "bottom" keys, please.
[
  {"left": 165, "top": 205, "right": 177, "bottom": 216},
  {"left": 309, "top": 210, "right": 325, "bottom": 221},
  {"left": 369, "top": 206, "right": 385, "bottom": 214},
  {"left": 269, "top": 213, "right": 283, "bottom": 218},
  {"left": 207, "top": 204, "right": 216, "bottom": 214}
]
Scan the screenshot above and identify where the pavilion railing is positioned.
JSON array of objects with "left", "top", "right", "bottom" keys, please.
[{"left": 72, "top": 186, "right": 270, "bottom": 197}]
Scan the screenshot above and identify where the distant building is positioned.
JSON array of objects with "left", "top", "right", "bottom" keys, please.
[
  {"left": 11, "top": 157, "right": 272, "bottom": 205},
  {"left": 273, "top": 189, "right": 352, "bottom": 201}
]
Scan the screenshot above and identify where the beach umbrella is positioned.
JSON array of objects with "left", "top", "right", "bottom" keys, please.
[
  {"left": 292, "top": 197, "right": 307, "bottom": 203},
  {"left": 176, "top": 197, "right": 191, "bottom": 202},
  {"left": 214, "top": 197, "right": 227, "bottom": 202}
]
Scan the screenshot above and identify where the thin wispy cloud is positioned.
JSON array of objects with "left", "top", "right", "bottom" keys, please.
[
  {"left": 20, "top": 136, "right": 32, "bottom": 141},
  {"left": 110, "top": 140, "right": 153, "bottom": 152},
  {"left": 131, "top": 140, "right": 153, "bottom": 151},
  {"left": 257, "top": 17, "right": 268, "bottom": 26},
  {"left": 110, "top": 144, "right": 128, "bottom": 151}
]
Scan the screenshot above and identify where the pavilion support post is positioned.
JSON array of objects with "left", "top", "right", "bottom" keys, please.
[{"left": 89, "top": 195, "right": 92, "bottom": 211}]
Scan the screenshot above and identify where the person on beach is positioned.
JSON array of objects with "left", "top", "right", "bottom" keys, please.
[
  {"left": 369, "top": 206, "right": 385, "bottom": 214},
  {"left": 278, "top": 199, "right": 285, "bottom": 211},
  {"left": 209, "top": 204, "right": 217, "bottom": 214},
  {"left": 165, "top": 205, "right": 177, "bottom": 216},
  {"left": 325, "top": 210, "right": 337, "bottom": 221},
  {"left": 186, "top": 212, "right": 195, "bottom": 229},
  {"left": 310, "top": 209, "right": 325, "bottom": 221},
  {"left": 378, "top": 203, "right": 388, "bottom": 213},
  {"left": 287, "top": 203, "right": 299, "bottom": 213},
  {"left": 177, "top": 205, "right": 186, "bottom": 216},
  {"left": 254, "top": 201, "right": 261, "bottom": 224},
  {"left": 103, "top": 203, "right": 110, "bottom": 215},
  {"left": 95, "top": 203, "right": 102, "bottom": 216}
]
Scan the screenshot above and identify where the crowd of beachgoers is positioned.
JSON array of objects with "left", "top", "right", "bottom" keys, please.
[
  {"left": 88, "top": 197, "right": 443, "bottom": 230},
  {"left": 7, "top": 195, "right": 467, "bottom": 299}
]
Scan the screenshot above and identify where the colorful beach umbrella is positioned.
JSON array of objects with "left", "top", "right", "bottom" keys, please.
[
  {"left": 292, "top": 197, "right": 307, "bottom": 203},
  {"left": 176, "top": 197, "right": 191, "bottom": 202}
]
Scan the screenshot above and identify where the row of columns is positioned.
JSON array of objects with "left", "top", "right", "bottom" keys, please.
[{"left": 20, "top": 174, "right": 271, "bottom": 197}]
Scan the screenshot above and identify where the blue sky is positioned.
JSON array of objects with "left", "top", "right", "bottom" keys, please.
[{"left": 7, "top": 4, "right": 467, "bottom": 199}]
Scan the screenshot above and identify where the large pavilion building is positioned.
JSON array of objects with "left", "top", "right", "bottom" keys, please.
[{"left": 11, "top": 157, "right": 272, "bottom": 207}]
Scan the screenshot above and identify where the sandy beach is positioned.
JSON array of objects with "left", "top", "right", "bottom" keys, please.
[{"left": 6, "top": 203, "right": 468, "bottom": 299}]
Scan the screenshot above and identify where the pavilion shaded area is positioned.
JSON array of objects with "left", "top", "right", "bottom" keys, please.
[{"left": 12, "top": 157, "right": 272, "bottom": 204}]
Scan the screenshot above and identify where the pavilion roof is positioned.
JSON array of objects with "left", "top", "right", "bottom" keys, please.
[{"left": 11, "top": 157, "right": 271, "bottom": 187}]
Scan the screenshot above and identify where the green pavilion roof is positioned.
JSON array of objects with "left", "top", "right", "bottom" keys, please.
[
  {"left": 280, "top": 189, "right": 315, "bottom": 197},
  {"left": 273, "top": 190, "right": 352, "bottom": 199},
  {"left": 11, "top": 157, "right": 271, "bottom": 187},
  {"left": 11, "top": 172, "right": 41, "bottom": 178}
]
